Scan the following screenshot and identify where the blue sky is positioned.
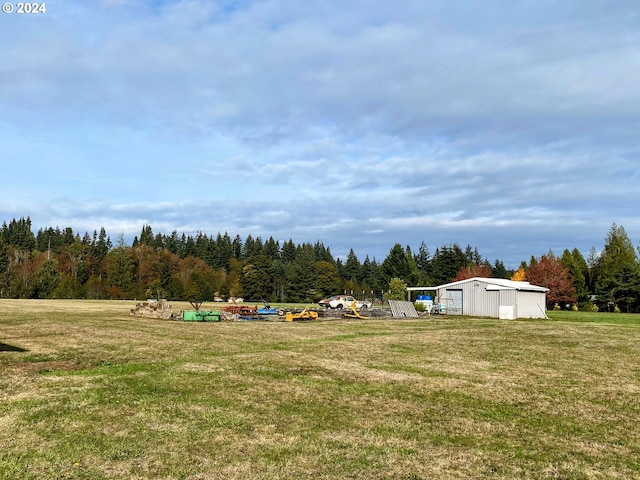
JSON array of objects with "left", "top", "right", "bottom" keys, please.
[{"left": 1, "top": 0, "right": 639, "bottom": 267}]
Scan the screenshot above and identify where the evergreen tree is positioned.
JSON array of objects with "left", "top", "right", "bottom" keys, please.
[
  {"left": 560, "top": 248, "right": 590, "bottom": 306},
  {"left": 380, "top": 244, "right": 412, "bottom": 285},
  {"left": 232, "top": 235, "right": 243, "bottom": 259},
  {"left": 414, "top": 242, "right": 431, "bottom": 284},
  {"left": 361, "top": 256, "right": 382, "bottom": 295},
  {"left": 281, "top": 239, "right": 296, "bottom": 264},
  {"left": 165, "top": 230, "right": 182, "bottom": 256},
  {"left": 404, "top": 245, "right": 421, "bottom": 285},
  {"left": 243, "top": 234, "right": 255, "bottom": 258},
  {"left": 105, "top": 235, "right": 135, "bottom": 298},
  {"left": 184, "top": 235, "right": 196, "bottom": 258},
  {"left": 2, "top": 217, "right": 36, "bottom": 250},
  {"left": 153, "top": 233, "right": 165, "bottom": 250},
  {"left": 194, "top": 232, "right": 212, "bottom": 265},
  {"left": 463, "top": 244, "right": 483, "bottom": 265},
  {"left": 593, "top": 224, "right": 640, "bottom": 312},
  {"left": 215, "top": 233, "right": 233, "bottom": 270},
  {"left": 429, "top": 244, "right": 467, "bottom": 285},
  {"left": 92, "top": 228, "right": 111, "bottom": 262},
  {"left": 271, "top": 259, "right": 288, "bottom": 302},
  {"left": 264, "top": 236, "right": 280, "bottom": 260},
  {"left": 491, "top": 259, "right": 510, "bottom": 279},
  {"left": 157, "top": 250, "right": 178, "bottom": 299},
  {"left": 139, "top": 224, "right": 154, "bottom": 245},
  {"left": 285, "top": 243, "right": 316, "bottom": 302},
  {"left": 314, "top": 241, "right": 333, "bottom": 263},
  {"left": 33, "top": 259, "right": 61, "bottom": 299},
  {"left": 240, "top": 254, "right": 274, "bottom": 301},
  {"left": 0, "top": 239, "right": 9, "bottom": 297},
  {"left": 54, "top": 275, "right": 84, "bottom": 299},
  {"left": 343, "top": 249, "right": 362, "bottom": 283}
]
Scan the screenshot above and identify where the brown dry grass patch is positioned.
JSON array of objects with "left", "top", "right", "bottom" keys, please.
[{"left": 1, "top": 300, "right": 640, "bottom": 479}]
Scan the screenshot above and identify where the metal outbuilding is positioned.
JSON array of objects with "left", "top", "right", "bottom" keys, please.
[{"left": 407, "top": 277, "right": 549, "bottom": 319}]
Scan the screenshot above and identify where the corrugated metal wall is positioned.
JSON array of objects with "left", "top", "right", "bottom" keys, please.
[
  {"left": 435, "top": 279, "right": 546, "bottom": 318},
  {"left": 514, "top": 292, "right": 546, "bottom": 318}
]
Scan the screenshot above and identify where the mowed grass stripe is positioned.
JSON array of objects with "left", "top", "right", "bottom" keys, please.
[{"left": 1, "top": 299, "right": 639, "bottom": 479}]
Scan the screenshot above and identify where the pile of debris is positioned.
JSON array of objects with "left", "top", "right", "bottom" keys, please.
[{"left": 130, "top": 299, "right": 173, "bottom": 320}]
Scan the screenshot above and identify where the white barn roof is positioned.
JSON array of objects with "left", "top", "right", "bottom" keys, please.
[{"left": 407, "top": 277, "right": 549, "bottom": 293}]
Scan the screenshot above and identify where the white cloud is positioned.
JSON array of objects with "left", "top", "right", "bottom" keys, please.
[{"left": 0, "top": 0, "right": 638, "bottom": 267}]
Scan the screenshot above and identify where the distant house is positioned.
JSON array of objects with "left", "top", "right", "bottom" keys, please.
[{"left": 407, "top": 277, "right": 549, "bottom": 319}]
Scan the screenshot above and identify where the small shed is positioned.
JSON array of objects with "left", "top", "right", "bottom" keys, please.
[{"left": 408, "top": 277, "right": 549, "bottom": 319}]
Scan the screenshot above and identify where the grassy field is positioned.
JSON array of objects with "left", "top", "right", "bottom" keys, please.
[{"left": 1, "top": 300, "right": 639, "bottom": 479}]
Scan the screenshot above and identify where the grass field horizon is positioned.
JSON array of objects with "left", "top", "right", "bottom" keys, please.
[{"left": 2, "top": 299, "right": 639, "bottom": 479}]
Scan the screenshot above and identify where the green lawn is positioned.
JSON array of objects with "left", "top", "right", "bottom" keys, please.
[
  {"left": 548, "top": 309, "right": 640, "bottom": 325},
  {"left": 1, "top": 300, "right": 639, "bottom": 479}
]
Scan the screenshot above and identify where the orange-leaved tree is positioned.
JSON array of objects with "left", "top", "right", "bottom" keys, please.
[{"left": 511, "top": 266, "right": 526, "bottom": 281}]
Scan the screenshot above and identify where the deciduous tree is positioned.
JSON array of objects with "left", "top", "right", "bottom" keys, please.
[
  {"left": 315, "top": 261, "right": 342, "bottom": 299},
  {"left": 525, "top": 251, "right": 576, "bottom": 308},
  {"left": 385, "top": 277, "right": 407, "bottom": 301},
  {"left": 511, "top": 266, "right": 526, "bottom": 281}
]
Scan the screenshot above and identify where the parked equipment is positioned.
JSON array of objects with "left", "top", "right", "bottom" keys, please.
[
  {"left": 183, "top": 310, "right": 221, "bottom": 322},
  {"left": 182, "top": 297, "right": 221, "bottom": 322},
  {"left": 343, "top": 299, "right": 368, "bottom": 319},
  {"left": 257, "top": 299, "right": 285, "bottom": 316},
  {"left": 285, "top": 307, "right": 319, "bottom": 322},
  {"left": 223, "top": 305, "right": 258, "bottom": 315}
]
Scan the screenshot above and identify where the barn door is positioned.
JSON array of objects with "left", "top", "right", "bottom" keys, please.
[{"left": 447, "top": 289, "right": 463, "bottom": 315}]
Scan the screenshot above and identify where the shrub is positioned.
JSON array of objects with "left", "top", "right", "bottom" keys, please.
[{"left": 582, "top": 302, "right": 599, "bottom": 312}]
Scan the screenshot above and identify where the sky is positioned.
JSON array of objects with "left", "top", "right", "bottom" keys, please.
[{"left": 1, "top": 0, "right": 639, "bottom": 267}]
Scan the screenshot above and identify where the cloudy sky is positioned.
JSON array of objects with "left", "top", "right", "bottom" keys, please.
[{"left": 1, "top": 1, "right": 638, "bottom": 267}]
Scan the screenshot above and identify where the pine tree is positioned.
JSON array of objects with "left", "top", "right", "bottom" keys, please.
[
  {"left": 285, "top": 243, "right": 316, "bottom": 302},
  {"left": 560, "top": 248, "right": 590, "bottom": 305},
  {"left": 429, "top": 244, "right": 467, "bottom": 285},
  {"left": 105, "top": 235, "right": 135, "bottom": 298},
  {"left": 281, "top": 239, "right": 296, "bottom": 264},
  {"left": 240, "top": 254, "right": 274, "bottom": 301},
  {"left": 492, "top": 259, "right": 510, "bottom": 279},
  {"left": 594, "top": 224, "right": 640, "bottom": 312},
  {"left": 343, "top": 249, "right": 362, "bottom": 282},
  {"left": 139, "top": 224, "right": 154, "bottom": 245},
  {"left": 380, "top": 244, "right": 412, "bottom": 285},
  {"left": 264, "top": 237, "right": 280, "bottom": 260},
  {"left": 414, "top": 242, "right": 431, "bottom": 284}
]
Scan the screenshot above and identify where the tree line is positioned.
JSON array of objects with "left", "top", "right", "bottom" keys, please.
[{"left": 1, "top": 217, "right": 639, "bottom": 312}]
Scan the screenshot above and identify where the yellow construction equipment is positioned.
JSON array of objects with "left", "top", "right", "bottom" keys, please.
[
  {"left": 343, "top": 299, "right": 368, "bottom": 319},
  {"left": 285, "top": 307, "right": 319, "bottom": 322}
]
